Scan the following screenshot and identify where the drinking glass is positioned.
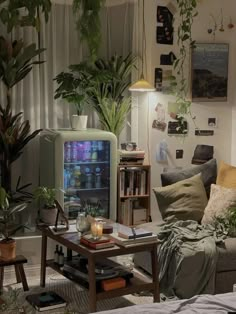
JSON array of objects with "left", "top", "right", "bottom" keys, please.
[{"left": 76, "top": 212, "right": 89, "bottom": 239}]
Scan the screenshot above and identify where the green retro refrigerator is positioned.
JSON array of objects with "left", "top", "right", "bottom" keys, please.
[{"left": 39, "top": 129, "right": 117, "bottom": 221}]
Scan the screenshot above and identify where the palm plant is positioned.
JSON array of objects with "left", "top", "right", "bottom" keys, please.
[
  {"left": 92, "top": 53, "right": 136, "bottom": 103},
  {"left": 95, "top": 98, "right": 131, "bottom": 137},
  {"left": 90, "top": 53, "right": 136, "bottom": 137}
]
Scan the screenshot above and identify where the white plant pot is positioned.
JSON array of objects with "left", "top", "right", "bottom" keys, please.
[
  {"left": 40, "top": 207, "right": 58, "bottom": 225},
  {"left": 71, "top": 115, "right": 88, "bottom": 130}
]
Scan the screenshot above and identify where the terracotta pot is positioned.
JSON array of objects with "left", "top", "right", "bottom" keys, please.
[
  {"left": 40, "top": 207, "right": 58, "bottom": 225},
  {"left": 0, "top": 239, "right": 16, "bottom": 261}
]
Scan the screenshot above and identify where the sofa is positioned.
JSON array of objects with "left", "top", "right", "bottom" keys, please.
[
  {"left": 134, "top": 221, "right": 236, "bottom": 294},
  {"left": 133, "top": 159, "right": 236, "bottom": 295}
]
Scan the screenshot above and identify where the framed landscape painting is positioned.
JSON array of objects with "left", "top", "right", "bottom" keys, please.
[{"left": 191, "top": 43, "right": 229, "bottom": 102}]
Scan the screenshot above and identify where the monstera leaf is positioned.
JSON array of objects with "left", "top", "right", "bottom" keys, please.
[{"left": 0, "top": 36, "right": 45, "bottom": 90}]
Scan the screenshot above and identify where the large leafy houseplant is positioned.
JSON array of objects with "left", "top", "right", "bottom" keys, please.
[
  {"left": 0, "top": 37, "right": 45, "bottom": 196},
  {"left": 68, "top": 53, "right": 136, "bottom": 137},
  {"left": 90, "top": 54, "right": 136, "bottom": 137}
]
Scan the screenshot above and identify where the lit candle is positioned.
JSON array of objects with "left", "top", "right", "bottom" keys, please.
[{"left": 91, "top": 220, "right": 103, "bottom": 240}]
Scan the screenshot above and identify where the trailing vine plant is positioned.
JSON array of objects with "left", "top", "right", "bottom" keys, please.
[
  {"left": 171, "top": 0, "right": 199, "bottom": 132},
  {"left": 73, "top": 0, "right": 105, "bottom": 61}
]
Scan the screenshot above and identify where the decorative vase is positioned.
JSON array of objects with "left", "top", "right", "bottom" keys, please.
[
  {"left": 71, "top": 115, "right": 88, "bottom": 130},
  {"left": 0, "top": 239, "right": 16, "bottom": 260},
  {"left": 40, "top": 207, "right": 58, "bottom": 225}
]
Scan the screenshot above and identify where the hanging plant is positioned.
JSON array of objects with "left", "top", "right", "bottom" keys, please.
[
  {"left": 73, "top": 0, "right": 105, "bottom": 61},
  {"left": 0, "top": 0, "right": 52, "bottom": 33},
  {"left": 170, "top": 0, "right": 199, "bottom": 128}
]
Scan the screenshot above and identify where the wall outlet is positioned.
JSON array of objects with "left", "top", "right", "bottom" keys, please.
[{"left": 176, "top": 149, "right": 183, "bottom": 159}]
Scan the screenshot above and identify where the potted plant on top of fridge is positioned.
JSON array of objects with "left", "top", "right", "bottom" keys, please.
[
  {"left": 0, "top": 187, "right": 28, "bottom": 260},
  {"left": 34, "top": 186, "right": 58, "bottom": 225},
  {"left": 69, "top": 53, "right": 136, "bottom": 138},
  {"left": 54, "top": 65, "right": 92, "bottom": 130}
]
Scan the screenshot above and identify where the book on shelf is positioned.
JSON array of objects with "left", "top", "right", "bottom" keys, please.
[
  {"left": 26, "top": 291, "right": 67, "bottom": 312},
  {"left": 118, "top": 225, "right": 152, "bottom": 239},
  {"left": 80, "top": 237, "right": 115, "bottom": 250},
  {"left": 109, "top": 232, "right": 157, "bottom": 247},
  {"left": 119, "top": 168, "right": 148, "bottom": 197}
]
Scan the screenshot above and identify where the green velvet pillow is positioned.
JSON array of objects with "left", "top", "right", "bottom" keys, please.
[{"left": 153, "top": 173, "right": 208, "bottom": 222}]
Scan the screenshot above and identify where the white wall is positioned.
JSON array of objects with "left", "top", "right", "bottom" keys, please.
[{"left": 133, "top": 0, "right": 236, "bottom": 221}]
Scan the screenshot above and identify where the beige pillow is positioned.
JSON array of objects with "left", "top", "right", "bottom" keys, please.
[
  {"left": 216, "top": 161, "right": 236, "bottom": 189},
  {"left": 201, "top": 184, "right": 236, "bottom": 224},
  {"left": 153, "top": 173, "right": 208, "bottom": 222}
]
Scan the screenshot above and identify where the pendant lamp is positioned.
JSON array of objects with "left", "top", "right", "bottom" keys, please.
[{"left": 129, "top": 0, "right": 155, "bottom": 92}]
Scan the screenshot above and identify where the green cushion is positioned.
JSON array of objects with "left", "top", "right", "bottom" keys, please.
[
  {"left": 153, "top": 173, "right": 208, "bottom": 222},
  {"left": 161, "top": 159, "right": 217, "bottom": 198}
]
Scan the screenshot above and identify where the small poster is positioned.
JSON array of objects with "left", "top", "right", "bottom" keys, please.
[{"left": 156, "top": 6, "right": 173, "bottom": 45}]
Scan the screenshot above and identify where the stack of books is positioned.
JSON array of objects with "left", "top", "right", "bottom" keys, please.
[
  {"left": 118, "top": 150, "right": 145, "bottom": 164},
  {"left": 109, "top": 225, "right": 157, "bottom": 247},
  {"left": 26, "top": 291, "right": 67, "bottom": 312},
  {"left": 80, "top": 234, "right": 115, "bottom": 250}
]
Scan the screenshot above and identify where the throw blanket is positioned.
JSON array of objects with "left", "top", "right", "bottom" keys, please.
[{"left": 158, "top": 220, "right": 226, "bottom": 299}]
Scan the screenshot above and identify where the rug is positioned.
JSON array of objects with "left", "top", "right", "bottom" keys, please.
[{"left": 2, "top": 269, "right": 153, "bottom": 314}]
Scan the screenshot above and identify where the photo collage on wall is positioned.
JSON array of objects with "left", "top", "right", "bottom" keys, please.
[{"left": 155, "top": 4, "right": 176, "bottom": 93}]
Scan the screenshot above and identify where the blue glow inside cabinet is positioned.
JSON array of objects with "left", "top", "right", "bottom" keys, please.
[{"left": 39, "top": 129, "right": 117, "bottom": 221}]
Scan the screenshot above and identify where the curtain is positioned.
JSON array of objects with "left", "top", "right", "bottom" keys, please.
[{"left": 0, "top": 0, "right": 136, "bottom": 226}]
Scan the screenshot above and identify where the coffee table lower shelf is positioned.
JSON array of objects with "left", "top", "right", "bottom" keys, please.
[{"left": 46, "top": 259, "right": 154, "bottom": 300}]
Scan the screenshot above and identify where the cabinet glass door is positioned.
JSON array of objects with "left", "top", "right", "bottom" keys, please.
[{"left": 63, "top": 140, "right": 110, "bottom": 219}]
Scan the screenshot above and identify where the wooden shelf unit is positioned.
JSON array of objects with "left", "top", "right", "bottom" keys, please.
[{"left": 117, "top": 164, "right": 151, "bottom": 226}]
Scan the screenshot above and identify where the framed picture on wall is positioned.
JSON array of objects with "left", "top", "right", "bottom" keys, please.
[{"left": 191, "top": 43, "right": 229, "bottom": 102}]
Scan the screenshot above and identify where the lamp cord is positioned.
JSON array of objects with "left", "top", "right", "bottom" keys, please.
[{"left": 141, "top": 0, "right": 145, "bottom": 78}]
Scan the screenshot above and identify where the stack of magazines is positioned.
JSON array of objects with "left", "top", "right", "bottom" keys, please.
[{"left": 109, "top": 225, "right": 157, "bottom": 247}]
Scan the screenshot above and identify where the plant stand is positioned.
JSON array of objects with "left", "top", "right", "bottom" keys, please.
[{"left": 0, "top": 255, "right": 29, "bottom": 294}]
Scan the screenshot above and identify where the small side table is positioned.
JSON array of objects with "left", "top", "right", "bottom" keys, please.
[{"left": 0, "top": 255, "right": 29, "bottom": 293}]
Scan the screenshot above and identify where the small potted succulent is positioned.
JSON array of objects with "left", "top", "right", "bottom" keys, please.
[
  {"left": 0, "top": 187, "right": 28, "bottom": 260},
  {"left": 34, "top": 187, "right": 58, "bottom": 225}
]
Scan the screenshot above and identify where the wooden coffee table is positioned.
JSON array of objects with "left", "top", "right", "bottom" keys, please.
[{"left": 40, "top": 228, "right": 159, "bottom": 312}]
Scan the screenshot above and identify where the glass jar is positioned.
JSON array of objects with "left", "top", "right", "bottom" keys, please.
[
  {"left": 76, "top": 212, "right": 90, "bottom": 239},
  {"left": 91, "top": 219, "right": 103, "bottom": 240}
]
